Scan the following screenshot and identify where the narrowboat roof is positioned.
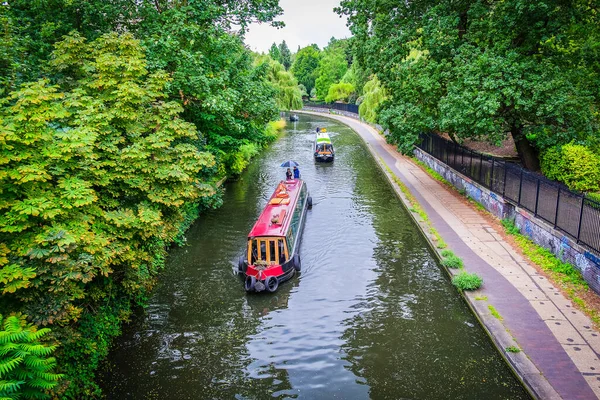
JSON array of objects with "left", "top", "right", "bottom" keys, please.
[
  {"left": 248, "top": 179, "right": 304, "bottom": 238},
  {"left": 316, "top": 132, "right": 332, "bottom": 144}
]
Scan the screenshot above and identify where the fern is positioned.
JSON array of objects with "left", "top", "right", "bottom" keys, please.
[{"left": 0, "top": 316, "right": 62, "bottom": 399}]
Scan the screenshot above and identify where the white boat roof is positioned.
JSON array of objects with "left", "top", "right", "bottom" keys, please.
[{"left": 316, "top": 132, "right": 332, "bottom": 144}]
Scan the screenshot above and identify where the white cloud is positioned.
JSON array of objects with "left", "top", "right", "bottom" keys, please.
[{"left": 243, "top": 0, "right": 351, "bottom": 53}]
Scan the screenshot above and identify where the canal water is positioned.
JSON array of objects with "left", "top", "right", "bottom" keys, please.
[{"left": 100, "top": 115, "right": 528, "bottom": 399}]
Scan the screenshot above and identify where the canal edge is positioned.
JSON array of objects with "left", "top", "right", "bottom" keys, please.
[{"left": 296, "top": 110, "right": 555, "bottom": 400}]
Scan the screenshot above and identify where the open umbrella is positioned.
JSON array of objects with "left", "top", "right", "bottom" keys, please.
[{"left": 280, "top": 160, "right": 300, "bottom": 168}]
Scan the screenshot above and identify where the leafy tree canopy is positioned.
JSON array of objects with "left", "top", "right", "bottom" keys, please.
[
  {"left": 336, "top": 0, "right": 600, "bottom": 170},
  {"left": 314, "top": 43, "right": 348, "bottom": 100},
  {"left": 291, "top": 45, "right": 321, "bottom": 95},
  {"left": 278, "top": 40, "right": 292, "bottom": 70},
  {"left": 325, "top": 82, "right": 355, "bottom": 103}
]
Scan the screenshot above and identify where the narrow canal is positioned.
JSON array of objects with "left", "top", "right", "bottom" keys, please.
[{"left": 100, "top": 115, "right": 528, "bottom": 399}]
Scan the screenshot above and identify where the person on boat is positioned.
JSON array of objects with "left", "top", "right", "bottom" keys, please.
[
  {"left": 286, "top": 168, "right": 293, "bottom": 180},
  {"left": 316, "top": 127, "right": 320, "bottom": 133},
  {"left": 293, "top": 166, "right": 300, "bottom": 179}
]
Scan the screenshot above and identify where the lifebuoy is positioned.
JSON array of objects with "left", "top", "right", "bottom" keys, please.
[
  {"left": 245, "top": 275, "right": 256, "bottom": 292},
  {"left": 265, "top": 276, "right": 279, "bottom": 292},
  {"left": 292, "top": 254, "right": 301, "bottom": 272}
]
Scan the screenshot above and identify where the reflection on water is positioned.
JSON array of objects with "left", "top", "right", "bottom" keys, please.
[{"left": 100, "top": 116, "right": 528, "bottom": 399}]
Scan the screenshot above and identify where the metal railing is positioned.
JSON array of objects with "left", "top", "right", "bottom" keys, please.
[
  {"left": 417, "top": 133, "right": 600, "bottom": 255},
  {"left": 304, "top": 101, "right": 359, "bottom": 114}
]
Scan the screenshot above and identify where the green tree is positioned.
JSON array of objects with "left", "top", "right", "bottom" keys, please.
[
  {"left": 278, "top": 40, "right": 292, "bottom": 70},
  {"left": 337, "top": 0, "right": 600, "bottom": 170},
  {"left": 314, "top": 44, "right": 348, "bottom": 100},
  {"left": 325, "top": 82, "right": 355, "bottom": 103},
  {"left": 291, "top": 45, "right": 321, "bottom": 95},
  {"left": 0, "top": 314, "right": 62, "bottom": 399},
  {"left": 0, "top": 31, "right": 214, "bottom": 325},
  {"left": 359, "top": 76, "right": 387, "bottom": 124},
  {"left": 269, "top": 42, "right": 281, "bottom": 63},
  {"left": 257, "top": 55, "right": 302, "bottom": 111}
]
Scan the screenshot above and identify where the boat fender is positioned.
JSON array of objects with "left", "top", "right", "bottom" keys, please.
[
  {"left": 292, "top": 254, "right": 301, "bottom": 272},
  {"left": 307, "top": 196, "right": 313, "bottom": 209},
  {"left": 238, "top": 256, "right": 246, "bottom": 273},
  {"left": 244, "top": 275, "right": 256, "bottom": 292},
  {"left": 265, "top": 276, "right": 279, "bottom": 292}
]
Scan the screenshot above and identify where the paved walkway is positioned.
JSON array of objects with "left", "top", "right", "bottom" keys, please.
[{"left": 298, "top": 110, "right": 600, "bottom": 399}]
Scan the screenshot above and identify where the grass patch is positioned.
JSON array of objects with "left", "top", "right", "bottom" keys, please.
[
  {"left": 440, "top": 249, "right": 463, "bottom": 268},
  {"left": 501, "top": 218, "right": 521, "bottom": 235},
  {"left": 488, "top": 305, "right": 503, "bottom": 320},
  {"left": 474, "top": 295, "right": 488, "bottom": 301},
  {"left": 452, "top": 271, "right": 483, "bottom": 291},
  {"left": 501, "top": 219, "right": 585, "bottom": 287},
  {"left": 430, "top": 228, "right": 447, "bottom": 249},
  {"left": 441, "top": 249, "right": 454, "bottom": 257},
  {"left": 441, "top": 254, "right": 464, "bottom": 269},
  {"left": 505, "top": 346, "right": 521, "bottom": 353},
  {"left": 413, "top": 159, "right": 451, "bottom": 188}
]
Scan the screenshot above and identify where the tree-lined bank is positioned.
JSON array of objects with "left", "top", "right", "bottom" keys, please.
[{"left": 0, "top": 1, "right": 289, "bottom": 397}]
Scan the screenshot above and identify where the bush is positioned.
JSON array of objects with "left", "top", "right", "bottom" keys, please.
[
  {"left": 541, "top": 143, "right": 600, "bottom": 192},
  {"left": 441, "top": 254, "right": 464, "bottom": 269},
  {"left": 452, "top": 271, "right": 483, "bottom": 291}
]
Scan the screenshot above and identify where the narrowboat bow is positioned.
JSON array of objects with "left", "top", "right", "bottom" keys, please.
[{"left": 238, "top": 179, "right": 312, "bottom": 292}]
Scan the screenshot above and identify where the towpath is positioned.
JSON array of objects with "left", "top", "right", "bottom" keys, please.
[{"left": 298, "top": 110, "right": 600, "bottom": 400}]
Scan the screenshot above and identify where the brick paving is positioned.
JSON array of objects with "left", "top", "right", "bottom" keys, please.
[{"left": 299, "top": 110, "right": 600, "bottom": 399}]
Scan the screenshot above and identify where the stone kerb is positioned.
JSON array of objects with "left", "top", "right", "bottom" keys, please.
[{"left": 414, "top": 147, "right": 600, "bottom": 295}]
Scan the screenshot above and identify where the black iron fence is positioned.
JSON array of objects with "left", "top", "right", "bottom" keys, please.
[
  {"left": 417, "top": 133, "right": 600, "bottom": 255},
  {"left": 304, "top": 101, "right": 359, "bottom": 114}
]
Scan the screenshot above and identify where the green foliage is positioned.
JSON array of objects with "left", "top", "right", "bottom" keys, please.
[
  {"left": 505, "top": 346, "right": 521, "bottom": 353},
  {"left": 440, "top": 249, "right": 463, "bottom": 269},
  {"left": 324, "top": 82, "right": 355, "bottom": 103},
  {"left": 291, "top": 45, "right": 321, "bottom": 95},
  {"left": 501, "top": 219, "right": 521, "bottom": 235},
  {"left": 502, "top": 219, "right": 586, "bottom": 286},
  {"left": 0, "top": 33, "right": 214, "bottom": 327},
  {"left": 488, "top": 305, "right": 503, "bottom": 320},
  {"left": 440, "top": 249, "right": 454, "bottom": 257},
  {"left": 0, "top": 314, "right": 62, "bottom": 399},
  {"left": 541, "top": 143, "right": 600, "bottom": 192},
  {"left": 269, "top": 42, "right": 281, "bottom": 63},
  {"left": 278, "top": 40, "right": 292, "bottom": 70},
  {"left": 0, "top": 1, "right": 285, "bottom": 397},
  {"left": 441, "top": 254, "right": 464, "bottom": 269},
  {"left": 336, "top": 0, "right": 600, "bottom": 168},
  {"left": 358, "top": 76, "right": 387, "bottom": 123},
  {"left": 452, "top": 271, "right": 483, "bottom": 291},
  {"left": 315, "top": 43, "right": 348, "bottom": 100}
]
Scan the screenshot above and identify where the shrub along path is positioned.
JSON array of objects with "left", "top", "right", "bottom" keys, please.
[{"left": 298, "top": 110, "right": 600, "bottom": 400}]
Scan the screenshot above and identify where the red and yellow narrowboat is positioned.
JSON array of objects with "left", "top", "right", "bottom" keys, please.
[{"left": 238, "top": 179, "right": 312, "bottom": 292}]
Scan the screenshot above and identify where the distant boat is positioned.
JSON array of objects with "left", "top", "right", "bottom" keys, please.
[
  {"left": 314, "top": 131, "right": 334, "bottom": 162},
  {"left": 289, "top": 114, "right": 299, "bottom": 122},
  {"left": 238, "top": 179, "right": 312, "bottom": 293}
]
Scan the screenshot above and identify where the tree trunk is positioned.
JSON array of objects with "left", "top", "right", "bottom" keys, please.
[{"left": 510, "top": 126, "right": 540, "bottom": 171}]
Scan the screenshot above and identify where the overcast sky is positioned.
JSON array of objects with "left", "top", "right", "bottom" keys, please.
[{"left": 243, "top": 0, "right": 351, "bottom": 53}]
